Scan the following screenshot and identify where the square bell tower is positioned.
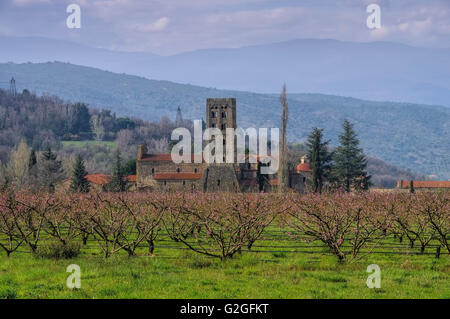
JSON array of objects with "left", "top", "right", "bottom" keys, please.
[{"left": 206, "top": 98, "right": 237, "bottom": 162}]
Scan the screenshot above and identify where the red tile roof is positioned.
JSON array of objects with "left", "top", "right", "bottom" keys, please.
[
  {"left": 154, "top": 173, "right": 202, "bottom": 180},
  {"left": 126, "top": 175, "right": 137, "bottom": 182},
  {"left": 85, "top": 174, "right": 137, "bottom": 185},
  {"left": 296, "top": 163, "right": 312, "bottom": 172},
  {"left": 85, "top": 174, "right": 110, "bottom": 185},
  {"left": 397, "top": 180, "right": 450, "bottom": 189}
]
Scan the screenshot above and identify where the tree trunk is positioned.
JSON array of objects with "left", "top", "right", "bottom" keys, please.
[{"left": 147, "top": 239, "right": 155, "bottom": 256}]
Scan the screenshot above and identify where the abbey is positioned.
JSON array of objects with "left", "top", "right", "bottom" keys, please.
[{"left": 136, "top": 98, "right": 311, "bottom": 193}]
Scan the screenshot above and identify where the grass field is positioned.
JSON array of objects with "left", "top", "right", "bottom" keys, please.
[
  {"left": 1, "top": 230, "right": 448, "bottom": 299},
  {"left": 61, "top": 140, "right": 116, "bottom": 148}
]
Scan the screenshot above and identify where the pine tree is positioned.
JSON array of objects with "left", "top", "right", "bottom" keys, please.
[
  {"left": 42, "top": 146, "right": 57, "bottom": 161},
  {"left": 306, "top": 127, "right": 333, "bottom": 193},
  {"left": 106, "top": 150, "right": 126, "bottom": 192},
  {"left": 332, "top": 120, "right": 371, "bottom": 192},
  {"left": 70, "top": 155, "right": 90, "bottom": 193}
]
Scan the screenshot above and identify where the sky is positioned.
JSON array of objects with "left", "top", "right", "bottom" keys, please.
[{"left": 0, "top": 0, "right": 449, "bottom": 55}]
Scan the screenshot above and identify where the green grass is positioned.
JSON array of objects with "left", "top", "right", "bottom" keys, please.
[
  {"left": 61, "top": 140, "right": 116, "bottom": 148},
  {"left": 0, "top": 232, "right": 448, "bottom": 299}
]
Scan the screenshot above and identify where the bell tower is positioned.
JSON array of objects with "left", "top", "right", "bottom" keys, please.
[{"left": 206, "top": 98, "right": 237, "bottom": 162}]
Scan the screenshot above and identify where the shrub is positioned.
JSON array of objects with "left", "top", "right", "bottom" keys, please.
[{"left": 35, "top": 241, "right": 80, "bottom": 259}]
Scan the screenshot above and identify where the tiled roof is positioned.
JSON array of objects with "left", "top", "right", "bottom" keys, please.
[
  {"left": 397, "top": 180, "right": 450, "bottom": 189},
  {"left": 85, "top": 174, "right": 137, "bottom": 185},
  {"left": 154, "top": 173, "right": 203, "bottom": 180},
  {"left": 296, "top": 163, "right": 312, "bottom": 172},
  {"left": 85, "top": 174, "right": 110, "bottom": 185},
  {"left": 126, "top": 175, "right": 137, "bottom": 182}
]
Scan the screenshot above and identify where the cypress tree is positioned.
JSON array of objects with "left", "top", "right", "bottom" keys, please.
[
  {"left": 107, "top": 150, "right": 126, "bottom": 192},
  {"left": 70, "top": 155, "right": 90, "bottom": 193},
  {"left": 28, "top": 149, "right": 37, "bottom": 169},
  {"left": 410, "top": 180, "right": 415, "bottom": 194},
  {"left": 332, "top": 120, "right": 371, "bottom": 192},
  {"left": 306, "top": 127, "right": 333, "bottom": 193}
]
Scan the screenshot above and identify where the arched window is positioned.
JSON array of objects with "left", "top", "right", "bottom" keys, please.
[
  {"left": 151, "top": 168, "right": 155, "bottom": 174},
  {"left": 177, "top": 167, "right": 181, "bottom": 173},
  {"left": 217, "top": 179, "right": 221, "bottom": 186},
  {"left": 194, "top": 168, "right": 198, "bottom": 173}
]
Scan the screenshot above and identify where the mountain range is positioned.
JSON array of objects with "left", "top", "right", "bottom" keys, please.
[
  {"left": 1, "top": 36, "right": 450, "bottom": 106},
  {"left": 0, "top": 62, "right": 449, "bottom": 179}
]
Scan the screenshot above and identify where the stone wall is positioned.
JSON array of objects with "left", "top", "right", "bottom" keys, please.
[{"left": 201, "top": 164, "right": 241, "bottom": 192}]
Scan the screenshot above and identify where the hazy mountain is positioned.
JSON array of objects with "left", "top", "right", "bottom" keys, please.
[
  {"left": 1, "top": 36, "right": 449, "bottom": 106},
  {"left": 0, "top": 62, "right": 448, "bottom": 179}
]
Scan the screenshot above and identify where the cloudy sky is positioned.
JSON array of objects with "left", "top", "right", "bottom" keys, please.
[{"left": 1, "top": 0, "right": 449, "bottom": 55}]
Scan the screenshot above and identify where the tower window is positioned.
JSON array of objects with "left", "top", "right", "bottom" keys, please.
[
  {"left": 221, "top": 123, "right": 227, "bottom": 130},
  {"left": 211, "top": 123, "right": 216, "bottom": 128},
  {"left": 194, "top": 168, "right": 198, "bottom": 173},
  {"left": 151, "top": 168, "right": 155, "bottom": 174},
  {"left": 211, "top": 111, "right": 218, "bottom": 118},
  {"left": 177, "top": 167, "right": 181, "bottom": 173},
  {"left": 217, "top": 179, "right": 221, "bottom": 186},
  {"left": 222, "top": 112, "right": 227, "bottom": 118}
]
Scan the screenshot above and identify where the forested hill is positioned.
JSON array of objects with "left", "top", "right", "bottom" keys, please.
[{"left": 0, "top": 62, "right": 449, "bottom": 179}]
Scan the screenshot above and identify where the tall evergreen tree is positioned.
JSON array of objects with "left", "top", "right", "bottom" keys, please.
[
  {"left": 332, "top": 120, "right": 371, "bottom": 192},
  {"left": 278, "top": 83, "right": 289, "bottom": 190},
  {"left": 106, "top": 150, "right": 126, "bottom": 192},
  {"left": 28, "top": 149, "right": 37, "bottom": 169},
  {"left": 70, "top": 155, "right": 90, "bottom": 193},
  {"left": 306, "top": 127, "right": 333, "bottom": 193},
  {"left": 39, "top": 147, "right": 63, "bottom": 193}
]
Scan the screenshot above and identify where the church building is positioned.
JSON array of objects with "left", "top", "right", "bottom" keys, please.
[{"left": 136, "top": 98, "right": 310, "bottom": 193}]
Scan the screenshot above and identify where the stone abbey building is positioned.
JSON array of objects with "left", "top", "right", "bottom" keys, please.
[{"left": 136, "top": 98, "right": 311, "bottom": 192}]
